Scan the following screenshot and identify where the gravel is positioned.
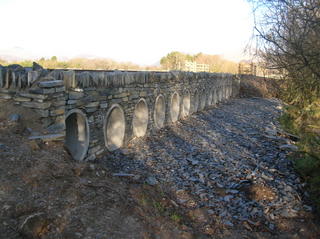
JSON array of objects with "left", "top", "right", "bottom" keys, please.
[{"left": 102, "top": 98, "right": 313, "bottom": 228}]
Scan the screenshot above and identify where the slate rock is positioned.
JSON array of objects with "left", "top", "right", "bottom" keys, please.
[
  {"left": 145, "top": 176, "right": 158, "bottom": 186},
  {"left": 32, "top": 62, "right": 44, "bottom": 71},
  {"left": 19, "top": 213, "right": 48, "bottom": 239},
  {"left": 8, "top": 113, "right": 20, "bottom": 122},
  {"left": 279, "top": 144, "right": 299, "bottom": 151}
]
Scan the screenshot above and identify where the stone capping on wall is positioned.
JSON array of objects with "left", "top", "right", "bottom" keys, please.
[{"left": 0, "top": 64, "right": 235, "bottom": 91}]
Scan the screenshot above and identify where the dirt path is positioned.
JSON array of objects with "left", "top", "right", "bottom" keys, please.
[{"left": 0, "top": 98, "right": 319, "bottom": 238}]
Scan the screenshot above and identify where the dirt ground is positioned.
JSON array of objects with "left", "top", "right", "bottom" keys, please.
[{"left": 0, "top": 103, "right": 320, "bottom": 239}]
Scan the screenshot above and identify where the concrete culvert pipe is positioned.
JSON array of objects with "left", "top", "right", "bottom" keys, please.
[
  {"left": 193, "top": 91, "right": 199, "bottom": 113},
  {"left": 212, "top": 90, "right": 216, "bottom": 105},
  {"left": 104, "top": 104, "right": 126, "bottom": 151},
  {"left": 154, "top": 94, "right": 165, "bottom": 129},
  {"left": 222, "top": 87, "right": 225, "bottom": 100},
  {"left": 133, "top": 99, "right": 148, "bottom": 137},
  {"left": 226, "top": 86, "right": 230, "bottom": 99},
  {"left": 170, "top": 92, "right": 180, "bottom": 122},
  {"left": 225, "top": 87, "right": 228, "bottom": 99},
  {"left": 207, "top": 90, "right": 213, "bottom": 106},
  {"left": 215, "top": 89, "right": 218, "bottom": 103},
  {"left": 65, "top": 109, "right": 90, "bottom": 161},
  {"left": 212, "top": 90, "right": 215, "bottom": 105},
  {"left": 199, "top": 90, "right": 206, "bottom": 110},
  {"left": 228, "top": 86, "right": 232, "bottom": 99},
  {"left": 181, "top": 91, "right": 191, "bottom": 118}
]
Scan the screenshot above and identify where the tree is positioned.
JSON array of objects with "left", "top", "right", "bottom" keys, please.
[
  {"left": 160, "top": 51, "right": 193, "bottom": 70},
  {"left": 0, "top": 58, "right": 7, "bottom": 65},
  {"left": 51, "top": 56, "right": 57, "bottom": 61},
  {"left": 159, "top": 51, "right": 238, "bottom": 73},
  {"left": 248, "top": 0, "right": 320, "bottom": 106}
]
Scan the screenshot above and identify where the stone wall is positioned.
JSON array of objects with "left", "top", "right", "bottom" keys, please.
[{"left": 0, "top": 64, "right": 240, "bottom": 161}]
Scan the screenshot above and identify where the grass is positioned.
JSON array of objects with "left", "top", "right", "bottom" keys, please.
[
  {"left": 170, "top": 213, "right": 182, "bottom": 223},
  {"left": 152, "top": 200, "right": 183, "bottom": 224},
  {"left": 279, "top": 104, "right": 320, "bottom": 212},
  {"left": 138, "top": 187, "right": 185, "bottom": 225},
  {"left": 153, "top": 201, "right": 166, "bottom": 214}
]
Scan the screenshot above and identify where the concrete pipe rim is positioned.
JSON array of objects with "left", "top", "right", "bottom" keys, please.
[
  {"left": 103, "top": 104, "right": 126, "bottom": 151},
  {"left": 65, "top": 109, "right": 90, "bottom": 161},
  {"left": 182, "top": 90, "right": 191, "bottom": 118},
  {"left": 170, "top": 91, "right": 180, "bottom": 123},
  {"left": 200, "top": 89, "right": 206, "bottom": 110},
  {"left": 208, "top": 90, "right": 213, "bottom": 106},
  {"left": 193, "top": 90, "right": 199, "bottom": 113},
  {"left": 154, "top": 94, "right": 166, "bottom": 129},
  {"left": 132, "top": 98, "right": 149, "bottom": 137}
]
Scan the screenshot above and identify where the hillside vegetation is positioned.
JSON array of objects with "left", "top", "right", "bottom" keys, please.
[
  {"left": 160, "top": 52, "right": 238, "bottom": 73},
  {"left": 0, "top": 52, "right": 238, "bottom": 73}
]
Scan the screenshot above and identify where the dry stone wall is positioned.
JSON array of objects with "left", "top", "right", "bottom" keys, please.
[{"left": 0, "top": 64, "right": 240, "bottom": 161}]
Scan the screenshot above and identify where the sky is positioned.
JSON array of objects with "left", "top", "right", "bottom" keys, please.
[{"left": 0, "top": 0, "right": 254, "bottom": 65}]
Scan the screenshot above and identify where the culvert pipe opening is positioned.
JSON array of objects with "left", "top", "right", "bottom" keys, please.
[
  {"left": 154, "top": 95, "right": 165, "bottom": 129},
  {"left": 65, "top": 110, "right": 89, "bottom": 161},
  {"left": 133, "top": 99, "right": 149, "bottom": 137},
  {"left": 104, "top": 105, "right": 126, "bottom": 151},
  {"left": 181, "top": 91, "right": 191, "bottom": 118},
  {"left": 170, "top": 92, "right": 180, "bottom": 122}
]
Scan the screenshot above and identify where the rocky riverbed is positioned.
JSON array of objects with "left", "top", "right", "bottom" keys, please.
[{"left": 104, "top": 97, "right": 319, "bottom": 237}]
